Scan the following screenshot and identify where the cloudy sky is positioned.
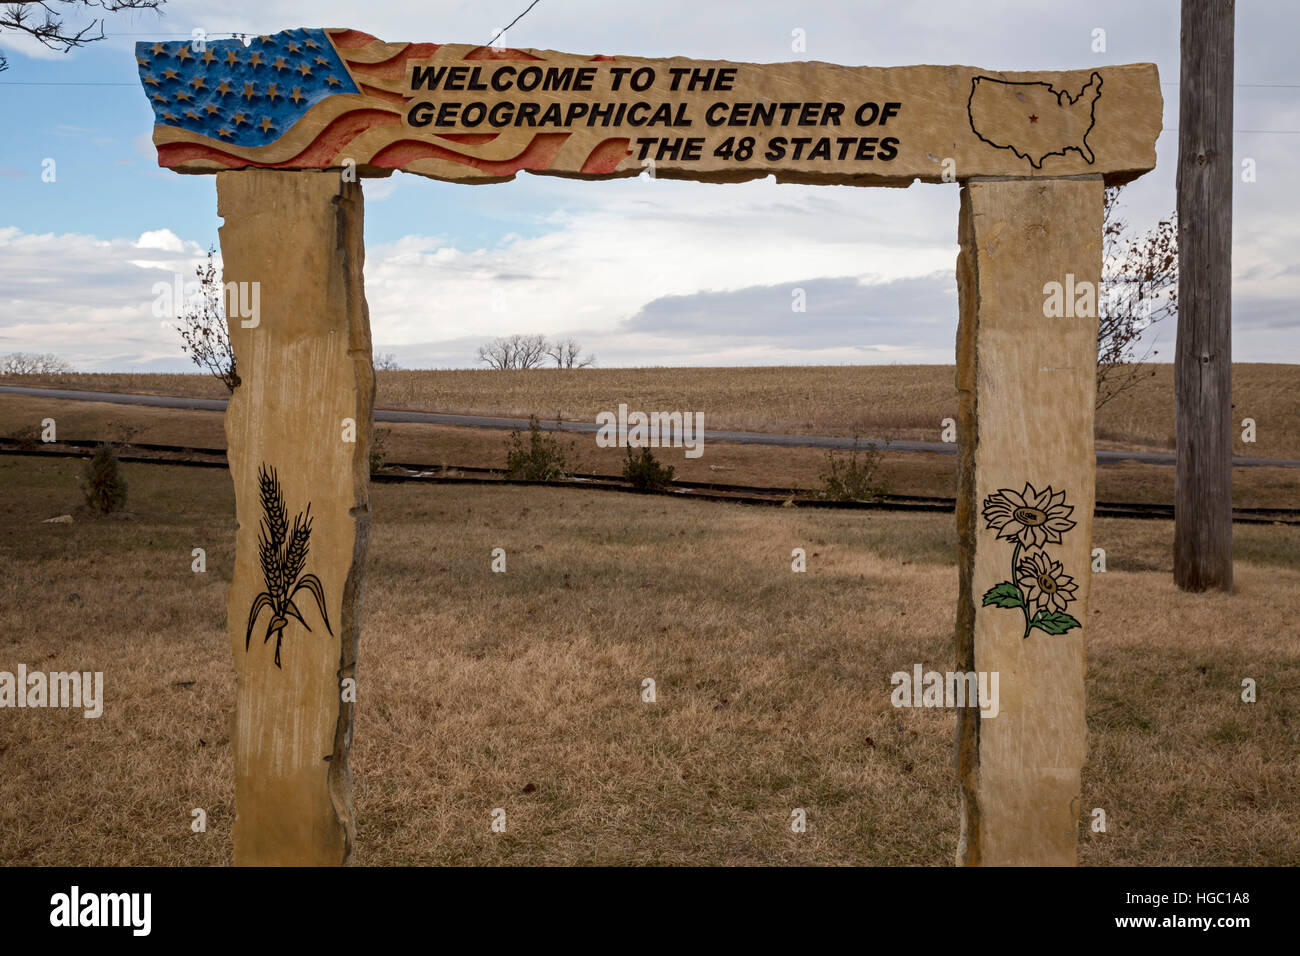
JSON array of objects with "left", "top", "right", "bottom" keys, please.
[{"left": 1, "top": 0, "right": 1296, "bottom": 371}]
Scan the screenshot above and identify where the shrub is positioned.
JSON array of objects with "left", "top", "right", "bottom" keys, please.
[
  {"left": 818, "top": 437, "right": 888, "bottom": 501},
  {"left": 505, "top": 416, "right": 569, "bottom": 481},
  {"left": 370, "top": 427, "right": 391, "bottom": 474},
  {"left": 82, "top": 443, "right": 128, "bottom": 514},
  {"left": 11, "top": 424, "right": 41, "bottom": 451},
  {"left": 622, "top": 446, "right": 675, "bottom": 492}
]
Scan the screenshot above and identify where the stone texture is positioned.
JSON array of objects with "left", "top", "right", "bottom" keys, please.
[
  {"left": 217, "top": 170, "right": 373, "bottom": 866},
  {"left": 954, "top": 177, "right": 1103, "bottom": 865},
  {"left": 142, "top": 29, "right": 1161, "bottom": 187}
]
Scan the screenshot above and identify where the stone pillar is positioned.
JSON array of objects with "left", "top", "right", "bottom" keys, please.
[
  {"left": 216, "top": 171, "right": 373, "bottom": 866},
  {"left": 954, "top": 177, "right": 1103, "bottom": 866}
]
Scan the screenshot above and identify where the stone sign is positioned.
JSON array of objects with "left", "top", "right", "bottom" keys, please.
[
  {"left": 140, "top": 29, "right": 1159, "bottom": 185},
  {"left": 135, "top": 27, "right": 1162, "bottom": 867}
]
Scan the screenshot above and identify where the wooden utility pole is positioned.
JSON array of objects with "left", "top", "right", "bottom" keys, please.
[{"left": 1175, "top": 0, "right": 1235, "bottom": 591}]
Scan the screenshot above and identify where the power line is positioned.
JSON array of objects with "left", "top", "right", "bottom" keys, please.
[{"left": 487, "top": 0, "right": 545, "bottom": 48}]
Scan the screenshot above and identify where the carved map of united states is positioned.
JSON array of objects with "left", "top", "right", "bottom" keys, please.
[{"left": 968, "top": 71, "right": 1102, "bottom": 169}]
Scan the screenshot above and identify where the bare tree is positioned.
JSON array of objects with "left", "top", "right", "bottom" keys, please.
[
  {"left": 476, "top": 333, "right": 549, "bottom": 370},
  {"left": 374, "top": 353, "right": 400, "bottom": 371},
  {"left": 0, "top": 352, "right": 73, "bottom": 374},
  {"left": 546, "top": 337, "right": 595, "bottom": 369},
  {"left": 0, "top": 1, "right": 163, "bottom": 72},
  {"left": 176, "top": 246, "right": 239, "bottom": 391},
  {"left": 1098, "top": 186, "right": 1178, "bottom": 408}
]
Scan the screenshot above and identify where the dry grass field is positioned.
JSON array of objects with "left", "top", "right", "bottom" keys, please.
[
  {"left": 2, "top": 393, "right": 1297, "bottom": 509},
  {"left": 0, "top": 455, "right": 1297, "bottom": 866},
  {"left": 7, "top": 362, "right": 1299, "bottom": 460}
]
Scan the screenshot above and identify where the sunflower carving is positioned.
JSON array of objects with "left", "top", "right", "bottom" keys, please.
[{"left": 980, "top": 482, "right": 1081, "bottom": 638}]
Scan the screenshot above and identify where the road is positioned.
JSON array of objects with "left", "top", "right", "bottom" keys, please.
[{"left": 3, "top": 384, "right": 1297, "bottom": 468}]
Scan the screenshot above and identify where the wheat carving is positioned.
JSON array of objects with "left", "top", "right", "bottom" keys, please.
[{"left": 246, "top": 464, "right": 332, "bottom": 668}]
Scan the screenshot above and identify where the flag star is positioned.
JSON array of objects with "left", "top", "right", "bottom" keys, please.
[
  {"left": 259, "top": 35, "right": 275, "bottom": 45},
  {"left": 204, "top": 103, "right": 221, "bottom": 115},
  {"left": 136, "top": 55, "right": 150, "bottom": 67},
  {"left": 152, "top": 93, "right": 169, "bottom": 103},
  {"left": 201, "top": 49, "right": 217, "bottom": 66},
  {"left": 248, "top": 52, "right": 263, "bottom": 68},
  {"left": 143, "top": 74, "right": 160, "bottom": 86},
  {"left": 231, "top": 111, "right": 249, "bottom": 127},
  {"left": 259, "top": 116, "right": 275, "bottom": 133},
  {"left": 225, "top": 49, "right": 240, "bottom": 66},
  {"left": 162, "top": 68, "right": 180, "bottom": 81},
  {"left": 175, "top": 46, "right": 193, "bottom": 63},
  {"left": 189, "top": 75, "right": 207, "bottom": 90},
  {"left": 303, "top": 38, "right": 319, "bottom": 49},
  {"left": 150, "top": 43, "right": 167, "bottom": 56},
  {"left": 289, "top": 86, "right": 305, "bottom": 104},
  {"left": 266, "top": 83, "right": 281, "bottom": 101},
  {"left": 216, "top": 80, "right": 232, "bottom": 97},
  {"left": 296, "top": 62, "right": 312, "bottom": 77},
  {"left": 163, "top": 111, "right": 179, "bottom": 122},
  {"left": 242, "top": 82, "right": 259, "bottom": 100},
  {"left": 272, "top": 56, "right": 288, "bottom": 71},
  {"left": 286, "top": 41, "right": 300, "bottom": 53},
  {"left": 314, "top": 55, "right": 330, "bottom": 66},
  {"left": 184, "top": 109, "right": 201, "bottom": 120},
  {"left": 217, "top": 128, "right": 234, "bottom": 138},
  {"left": 325, "top": 75, "right": 341, "bottom": 87},
  {"left": 174, "top": 89, "right": 192, "bottom": 101}
]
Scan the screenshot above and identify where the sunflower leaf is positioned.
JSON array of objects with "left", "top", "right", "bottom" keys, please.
[
  {"left": 1029, "top": 611, "right": 1082, "bottom": 635},
  {"left": 982, "top": 581, "right": 1023, "bottom": 608}
]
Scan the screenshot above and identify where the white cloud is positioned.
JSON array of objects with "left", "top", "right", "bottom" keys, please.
[
  {"left": 137, "top": 229, "right": 188, "bottom": 252},
  {"left": 364, "top": 173, "right": 961, "bottom": 366},
  {"left": 0, "top": 228, "right": 210, "bottom": 371},
  {"left": 3, "top": 0, "right": 1298, "bottom": 370}
]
